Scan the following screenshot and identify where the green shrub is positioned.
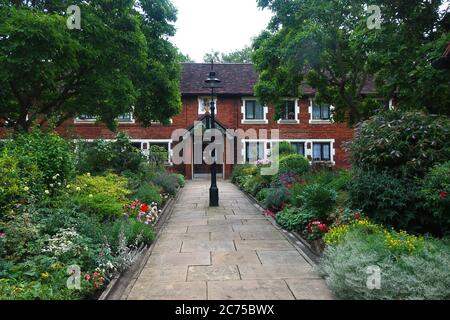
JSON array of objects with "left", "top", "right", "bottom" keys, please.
[
  {"left": 174, "top": 174, "right": 186, "bottom": 188},
  {"left": 279, "top": 154, "right": 310, "bottom": 176},
  {"left": 70, "top": 173, "right": 130, "bottom": 205},
  {"left": 0, "top": 151, "right": 41, "bottom": 209},
  {"left": 76, "top": 132, "right": 143, "bottom": 174},
  {"left": 348, "top": 169, "right": 429, "bottom": 233},
  {"left": 320, "top": 225, "right": 450, "bottom": 300},
  {"left": 279, "top": 141, "right": 296, "bottom": 156},
  {"left": 256, "top": 188, "right": 270, "bottom": 202},
  {"left": 134, "top": 183, "right": 162, "bottom": 205},
  {"left": 149, "top": 145, "right": 168, "bottom": 165},
  {"left": 276, "top": 207, "right": 315, "bottom": 231},
  {"left": 74, "top": 193, "right": 124, "bottom": 220},
  {"left": 6, "top": 129, "right": 75, "bottom": 187},
  {"left": 109, "top": 219, "right": 155, "bottom": 246},
  {"left": 351, "top": 111, "right": 450, "bottom": 178},
  {"left": 297, "top": 184, "right": 337, "bottom": 220},
  {"left": 152, "top": 172, "right": 178, "bottom": 195},
  {"left": 231, "top": 164, "right": 257, "bottom": 184},
  {"left": 421, "top": 161, "right": 450, "bottom": 235},
  {"left": 263, "top": 186, "right": 290, "bottom": 211},
  {"left": 242, "top": 174, "right": 268, "bottom": 196}
]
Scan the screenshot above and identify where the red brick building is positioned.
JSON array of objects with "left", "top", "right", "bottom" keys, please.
[{"left": 54, "top": 63, "right": 369, "bottom": 179}]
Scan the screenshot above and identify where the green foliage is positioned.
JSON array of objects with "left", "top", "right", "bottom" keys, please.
[
  {"left": 73, "top": 193, "right": 124, "bottom": 220},
  {"left": 134, "top": 183, "right": 162, "bottom": 205},
  {"left": 152, "top": 171, "right": 179, "bottom": 196},
  {"left": 351, "top": 111, "right": 450, "bottom": 177},
  {"left": 0, "top": 151, "right": 38, "bottom": 209},
  {"left": 276, "top": 207, "right": 315, "bottom": 231},
  {"left": 109, "top": 219, "right": 155, "bottom": 246},
  {"left": 320, "top": 225, "right": 450, "bottom": 300},
  {"left": 254, "top": 0, "right": 449, "bottom": 124},
  {"left": 348, "top": 168, "right": 430, "bottom": 234},
  {"left": 149, "top": 145, "right": 168, "bottom": 165},
  {"left": 76, "top": 132, "right": 144, "bottom": 174},
  {"left": 231, "top": 164, "right": 258, "bottom": 184},
  {"left": 203, "top": 46, "right": 253, "bottom": 63},
  {"left": 256, "top": 188, "right": 270, "bottom": 202},
  {"left": 71, "top": 173, "right": 130, "bottom": 204},
  {"left": 279, "top": 154, "right": 310, "bottom": 176},
  {"left": 278, "top": 141, "right": 296, "bottom": 156},
  {"left": 297, "top": 184, "right": 337, "bottom": 220},
  {"left": 421, "top": 161, "right": 450, "bottom": 235},
  {"left": 263, "top": 186, "right": 290, "bottom": 211},
  {"left": 0, "top": 0, "right": 181, "bottom": 132},
  {"left": 174, "top": 174, "right": 186, "bottom": 188},
  {"left": 242, "top": 174, "right": 268, "bottom": 196},
  {"left": 5, "top": 129, "right": 74, "bottom": 187}
]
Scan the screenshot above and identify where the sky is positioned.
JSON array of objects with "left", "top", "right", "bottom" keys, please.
[{"left": 170, "top": 0, "right": 273, "bottom": 62}]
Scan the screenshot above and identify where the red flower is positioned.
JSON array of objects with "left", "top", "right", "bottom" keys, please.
[
  {"left": 319, "top": 224, "right": 328, "bottom": 233},
  {"left": 354, "top": 213, "right": 360, "bottom": 220},
  {"left": 439, "top": 191, "right": 448, "bottom": 199},
  {"left": 140, "top": 204, "right": 149, "bottom": 212},
  {"left": 85, "top": 274, "right": 91, "bottom": 281}
]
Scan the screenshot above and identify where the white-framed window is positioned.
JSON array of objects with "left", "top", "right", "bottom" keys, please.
[
  {"left": 244, "top": 141, "right": 266, "bottom": 163},
  {"left": 278, "top": 99, "right": 300, "bottom": 124},
  {"left": 290, "top": 142, "right": 305, "bottom": 156},
  {"left": 198, "top": 97, "right": 217, "bottom": 115},
  {"left": 267, "top": 139, "right": 336, "bottom": 165},
  {"left": 241, "top": 98, "right": 268, "bottom": 124},
  {"left": 313, "top": 142, "right": 332, "bottom": 161},
  {"left": 131, "top": 139, "right": 173, "bottom": 165},
  {"left": 75, "top": 111, "right": 135, "bottom": 124},
  {"left": 309, "top": 99, "right": 334, "bottom": 124}
]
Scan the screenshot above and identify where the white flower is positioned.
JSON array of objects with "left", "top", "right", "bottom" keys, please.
[
  {"left": 66, "top": 185, "right": 71, "bottom": 189},
  {"left": 23, "top": 186, "right": 30, "bottom": 192},
  {"left": 49, "top": 184, "right": 54, "bottom": 188},
  {"left": 86, "top": 173, "right": 91, "bottom": 177},
  {"left": 89, "top": 194, "right": 94, "bottom": 198},
  {"left": 57, "top": 182, "right": 61, "bottom": 186},
  {"left": 76, "top": 187, "right": 81, "bottom": 192},
  {"left": 44, "top": 190, "right": 50, "bottom": 195}
]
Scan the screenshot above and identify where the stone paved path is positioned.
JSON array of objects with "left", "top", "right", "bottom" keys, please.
[{"left": 127, "top": 180, "right": 333, "bottom": 300}]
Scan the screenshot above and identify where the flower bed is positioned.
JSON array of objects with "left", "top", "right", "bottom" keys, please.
[{"left": 0, "top": 130, "right": 185, "bottom": 300}]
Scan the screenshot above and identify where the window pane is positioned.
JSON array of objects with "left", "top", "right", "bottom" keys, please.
[
  {"left": 312, "top": 105, "right": 321, "bottom": 119},
  {"left": 323, "top": 144, "right": 331, "bottom": 160},
  {"left": 245, "top": 101, "right": 255, "bottom": 119},
  {"left": 292, "top": 143, "right": 305, "bottom": 156},
  {"left": 287, "top": 101, "right": 295, "bottom": 120},
  {"left": 313, "top": 144, "right": 322, "bottom": 160},
  {"left": 255, "top": 104, "right": 264, "bottom": 119},
  {"left": 258, "top": 143, "right": 265, "bottom": 160},
  {"left": 321, "top": 106, "right": 330, "bottom": 119}
]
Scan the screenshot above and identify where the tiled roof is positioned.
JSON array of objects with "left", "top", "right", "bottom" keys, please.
[{"left": 181, "top": 63, "right": 376, "bottom": 96}]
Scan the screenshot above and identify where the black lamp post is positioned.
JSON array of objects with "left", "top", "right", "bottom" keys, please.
[{"left": 204, "top": 61, "right": 221, "bottom": 207}]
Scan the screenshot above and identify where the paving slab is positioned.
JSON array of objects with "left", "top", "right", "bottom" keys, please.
[
  {"left": 286, "top": 279, "right": 334, "bottom": 300},
  {"left": 238, "top": 264, "right": 318, "bottom": 280},
  {"left": 210, "top": 231, "right": 242, "bottom": 241},
  {"left": 208, "top": 280, "right": 295, "bottom": 300},
  {"left": 257, "top": 250, "right": 310, "bottom": 266},
  {"left": 146, "top": 252, "right": 211, "bottom": 266},
  {"left": 212, "top": 251, "right": 261, "bottom": 265},
  {"left": 128, "top": 281, "right": 206, "bottom": 300},
  {"left": 181, "top": 240, "right": 236, "bottom": 253},
  {"left": 239, "top": 231, "right": 286, "bottom": 240},
  {"left": 235, "top": 240, "right": 294, "bottom": 251},
  {"left": 187, "top": 265, "right": 240, "bottom": 281}
]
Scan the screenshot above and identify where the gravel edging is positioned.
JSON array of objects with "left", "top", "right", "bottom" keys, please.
[
  {"left": 98, "top": 189, "right": 181, "bottom": 300},
  {"left": 236, "top": 184, "right": 321, "bottom": 265}
]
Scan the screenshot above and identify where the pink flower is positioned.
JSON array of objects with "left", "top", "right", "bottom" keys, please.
[{"left": 0, "top": 232, "right": 5, "bottom": 239}]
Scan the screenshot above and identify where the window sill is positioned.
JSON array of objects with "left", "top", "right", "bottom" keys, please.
[
  {"left": 277, "top": 119, "right": 299, "bottom": 124},
  {"left": 309, "top": 120, "right": 332, "bottom": 124},
  {"left": 241, "top": 119, "right": 268, "bottom": 125}
]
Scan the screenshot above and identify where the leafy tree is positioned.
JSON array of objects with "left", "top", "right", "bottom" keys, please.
[
  {"left": 203, "top": 46, "right": 253, "bottom": 63},
  {"left": 253, "top": 0, "right": 450, "bottom": 125},
  {"left": 0, "top": 0, "right": 182, "bottom": 132}
]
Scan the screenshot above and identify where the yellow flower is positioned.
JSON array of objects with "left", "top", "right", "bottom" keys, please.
[{"left": 41, "top": 272, "right": 49, "bottom": 279}]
